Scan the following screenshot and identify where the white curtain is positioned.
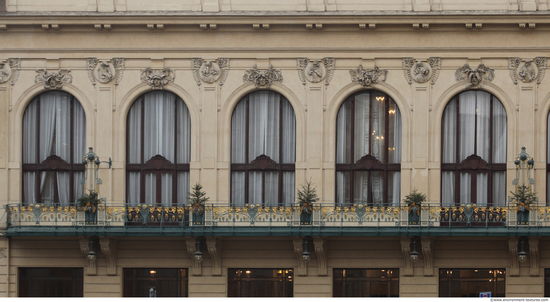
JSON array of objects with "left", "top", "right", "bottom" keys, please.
[
  {"left": 231, "top": 91, "right": 296, "bottom": 205},
  {"left": 336, "top": 93, "right": 402, "bottom": 205},
  {"left": 441, "top": 91, "right": 507, "bottom": 206},
  {"left": 22, "top": 92, "right": 86, "bottom": 205},
  {"left": 126, "top": 91, "right": 191, "bottom": 205}
]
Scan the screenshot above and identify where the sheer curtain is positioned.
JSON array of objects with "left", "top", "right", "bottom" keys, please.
[
  {"left": 126, "top": 91, "right": 191, "bottom": 205},
  {"left": 441, "top": 92, "right": 507, "bottom": 207},
  {"left": 22, "top": 91, "right": 86, "bottom": 205},
  {"left": 231, "top": 91, "right": 296, "bottom": 206}
]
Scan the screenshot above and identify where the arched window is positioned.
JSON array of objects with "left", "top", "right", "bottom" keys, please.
[
  {"left": 126, "top": 91, "right": 191, "bottom": 205},
  {"left": 336, "top": 91, "right": 402, "bottom": 206},
  {"left": 231, "top": 91, "right": 296, "bottom": 206},
  {"left": 22, "top": 91, "right": 86, "bottom": 205},
  {"left": 441, "top": 91, "right": 507, "bottom": 207}
]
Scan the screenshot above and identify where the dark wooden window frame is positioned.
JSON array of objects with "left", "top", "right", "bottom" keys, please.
[
  {"left": 19, "top": 267, "right": 84, "bottom": 297},
  {"left": 335, "top": 91, "right": 401, "bottom": 206},
  {"left": 228, "top": 268, "right": 294, "bottom": 297},
  {"left": 439, "top": 268, "right": 505, "bottom": 297},
  {"left": 125, "top": 93, "right": 190, "bottom": 205},
  {"left": 230, "top": 92, "right": 296, "bottom": 205},
  {"left": 22, "top": 92, "right": 85, "bottom": 205},
  {"left": 440, "top": 91, "right": 506, "bottom": 206},
  {"left": 333, "top": 268, "right": 399, "bottom": 297}
]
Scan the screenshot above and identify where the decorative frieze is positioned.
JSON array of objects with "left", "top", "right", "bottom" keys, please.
[
  {"left": 243, "top": 64, "right": 282, "bottom": 88},
  {"left": 455, "top": 64, "right": 494, "bottom": 89},
  {"left": 140, "top": 67, "right": 175, "bottom": 90},
  {"left": 35, "top": 69, "right": 73, "bottom": 89},
  {"left": 402, "top": 57, "right": 441, "bottom": 85},
  {"left": 191, "top": 58, "right": 229, "bottom": 86},
  {"left": 509, "top": 57, "right": 547, "bottom": 84},
  {"left": 296, "top": 57, "right": 335, "bottom": 86},
  {"left": 86, "top": 58, "right": 125, "bottom": 86},
  {"left": 350, "top": 65, "right": 387, "bottom": 87}
]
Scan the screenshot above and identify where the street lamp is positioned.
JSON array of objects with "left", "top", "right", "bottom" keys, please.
[
  {"left": 410, "top": 237, "right": 419, "bottom": 262},
  {"left": 302, "top": 237, "right": 310, "bottom": 263}
]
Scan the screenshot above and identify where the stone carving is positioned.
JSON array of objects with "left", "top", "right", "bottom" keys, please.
[
  {"left": 140, "top": 67, "right": 175, "bottom": 90},
  {"left": 35, "top": 69, "right": 73, "bottom": 89},
  {"left": 8, "top": 58, "right": 20, "bottom": 86},
  {"left": 455, "top": 64, "right": 494, "bottom": 89},
  {"left": 0, "top": 62, "right": 11, "bottom": 84},
  {"left": 296, "top": 57, "right": 335, "bottom": 86},
  {"left": 191, "top": 58, "right": 229, "bottom": 86},
  {"left": 402, "top": 57, "right": 441, "bottom": 85},
  {"left": 86, "top": 58, "right": 125, "bottom": 86},
  {"left": 350, "top": 65, "right": 387, "bottom": 87},
  {"left": 243, "top": 64, "right": 283, "bottom": 88},
  {"left": 509, "top": 57, "right": 547, "bottom": 84},
  {"left": 0, "top": 58, "right": 20, "bottom": 86}
]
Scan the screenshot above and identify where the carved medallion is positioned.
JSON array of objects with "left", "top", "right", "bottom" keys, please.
[
  {"left": 402, "top": 57, "right": 441, "bottom": 85},
  {"left": 455, "top": 64, "right": 494, "bottom": 89},
  {"left": 297, "top": 57, "right": 335, "bottom": 86},
  {"left": 35, "top": 69, "right": 73, "bottom": 89},
  {"left": 191, "top": 58, "right": 229, "bottom": 86},
  {"left": 250, "top": 154, "right": 277, "bottom": 170},
  {"left": 350, "top": 65, "right": 387, "bottom": 87},
  {"left": 509, "top": 57, "right": 547, "bottom": 84},
  {"left": 140, "top": 67, "right": 175, "bottom": 90},
  {"left": 243, "top": 64, "right": 283, "bottom": 88},
  {"left": 86, "top": 58, "right": 124, "bottom": 86},
  {"left": 0, "top": 62, "right": 11, "bottom": 84}
]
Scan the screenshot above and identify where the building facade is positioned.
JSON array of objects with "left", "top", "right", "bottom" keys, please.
[{"left": 1, "top": 0, "right": 550, "bottom": 297}]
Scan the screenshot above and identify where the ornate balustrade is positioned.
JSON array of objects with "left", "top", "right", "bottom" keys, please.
[{"left": 4, "top": 203, "right": 549, "bottom": 236}]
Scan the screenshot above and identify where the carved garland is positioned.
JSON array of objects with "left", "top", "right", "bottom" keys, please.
[
  {"left": 455, "top": 64, "right": 494, "bottom": 89},
  {"left": 35, "top": 69, "right": 73, "bottom": 89},
  {"left": 350, "top": 65, "right": 387, "bottom": 87},
  {"left": 243, "top": 64, "right": 282, "bottom": 88},
  {"left": 140, "top": 67, "right": 175, "bottom": 89}
]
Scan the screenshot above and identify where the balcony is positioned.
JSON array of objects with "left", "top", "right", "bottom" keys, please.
[{"left": 4, "top": 203, "right": 550, "bottom": 237}]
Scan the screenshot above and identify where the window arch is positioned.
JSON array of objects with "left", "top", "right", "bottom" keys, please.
[
  {"left": 126, "top": 91, "right": 191, "bottom": 205},
  {"left": 22, "top": 91, "right": 86, "bottom": 205},
  {"left": 335, "top": 90, "right": 402, "bottom": 206},
  {"left": 441, "top": 90, "right": 507, "bottom": 207},
  {"left": 231, "top": 90, "right": 296, "bottom": 206}
]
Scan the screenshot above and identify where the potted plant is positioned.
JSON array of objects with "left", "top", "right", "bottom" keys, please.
[
  {"left": 403, "top": 189, "right": 426, "bottom": 225},
  {"left": 510, "top": 184, "right": 536, "bottom": 225},
  {"left": 297, "top": 179, "right": 319, "bottom": 225},
  {"left": 77, "top": 190, "right": 101, "bottom": 225},
  {"left": 189, "top": 183, "right": 209, "bottom": 225}
]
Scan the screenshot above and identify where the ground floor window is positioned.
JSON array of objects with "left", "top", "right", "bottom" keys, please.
[
  {"left": 19, "top": 268, "right": 83, "bottom": 297},
  {"left": 439, "top": 269, "right": 505, "bottom": 297},
  {"left": 228, "top": 268, "right": 293, "bottom": 297},
  {"left": 123, "top": 268, "right": 188, "bottom": 297},
  {"left": 333, "top": 268, "right": 399, "bottom": 297}
]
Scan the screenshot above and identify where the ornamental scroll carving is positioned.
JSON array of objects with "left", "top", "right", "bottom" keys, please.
[
  {"left": 296, "top": 57, "right": 335, "bottom": 86},
  {"left": 35, "top": 69, "right": 72, "bottom": 89},
  {"left": 191, "top": 58, "right": 229, "bottom": 86},
  {"left": 402, "top": 57, "right": 441, "bottom": 85},
  {"left": 455, "top": 64, "right": 494, "bottom": 89},
  {"left": 509, "top": 57, "right": 547, "bottom": 84},
  {"left": 243, "top": 64, "right": 282, "bottom": 88},
  {"left": 350, "top": 65, "right": 387, "bottom": 87},
  {"left": 141, "top": 67, "right": 175, "bottom": 90},
  {"left": 0, "top": 58, "right": 20, "bottom": 85},
  {"left": 86, "top": 58, "right": 124, "bottom": 86}
]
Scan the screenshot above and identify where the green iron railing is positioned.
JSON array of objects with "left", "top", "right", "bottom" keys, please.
[{"left": 3, "top": 202, "right": 549, "bottom": 237}]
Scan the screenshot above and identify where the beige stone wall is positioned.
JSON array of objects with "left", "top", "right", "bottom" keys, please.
[
  {"left": 1, "top": 236, "right": 547, "bottom": 297},
  {"left": 5, "top": 0, "right": 548, "bottom": 13}
]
